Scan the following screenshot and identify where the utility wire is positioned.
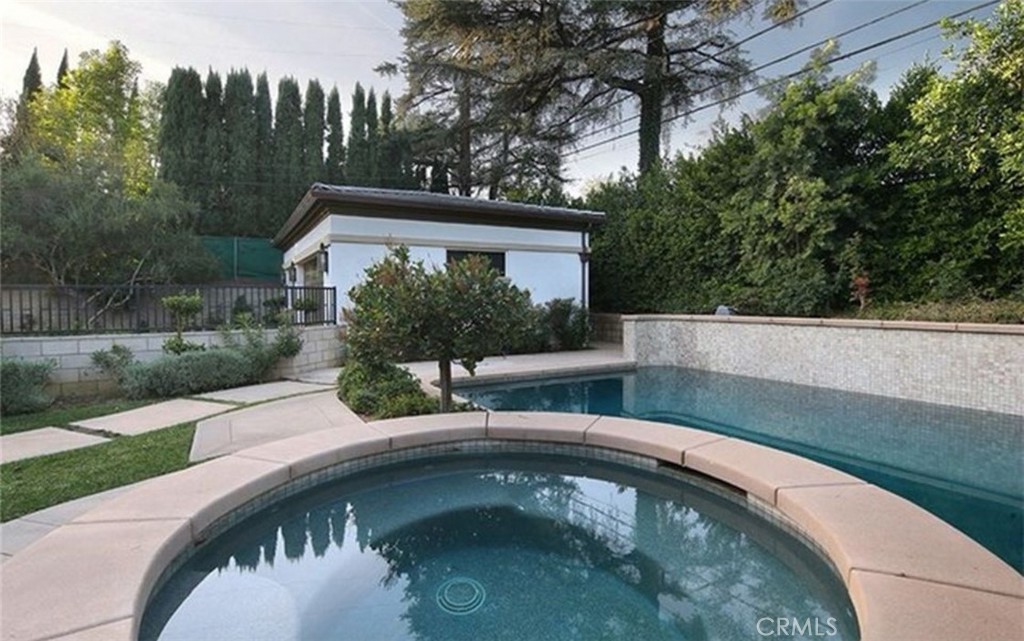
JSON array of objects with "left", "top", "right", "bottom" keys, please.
[
  {"left": 564, "top": 0, "right": 997, "bottom": 160},
  {"left": 568, "top": 0, "right": 933, "bottom": 149}
]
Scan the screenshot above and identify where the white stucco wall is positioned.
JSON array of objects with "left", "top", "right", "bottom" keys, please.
[{"left": 282, "top": 213, "right": 590, "bottom": 313}]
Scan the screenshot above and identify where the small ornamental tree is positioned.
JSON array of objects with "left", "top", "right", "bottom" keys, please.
[{"left": 344, "top": 246, "right": 533, "bottom": 411}]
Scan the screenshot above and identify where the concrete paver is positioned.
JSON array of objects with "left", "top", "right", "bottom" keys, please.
[
  {"left": 72, "top": 399, "right": 230, "bottom": 436},
  {"left": 196, "top": 380, "right": 333, "bottom": 404},
  {"left": 0, "top": 428, "right": 109, "bottom": 464}
]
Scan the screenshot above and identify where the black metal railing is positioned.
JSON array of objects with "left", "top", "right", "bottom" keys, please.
[{"left": 0, "top": 284, "right": 337, "bottom": 335}]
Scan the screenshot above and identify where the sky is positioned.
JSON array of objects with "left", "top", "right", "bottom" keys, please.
[{"left": 0, "top": 0, "right": 999, "bottom": 196}]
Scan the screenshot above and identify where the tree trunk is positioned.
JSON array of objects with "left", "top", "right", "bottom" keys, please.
[
  {"left": 457, "top": 74, "right": 472, "bottom": 196},
  {"left": 438, "top": 359, "right": 453, "bottom": 412},
  {"left": 638, "top": 12, "right": 667, "bottom": 175}
]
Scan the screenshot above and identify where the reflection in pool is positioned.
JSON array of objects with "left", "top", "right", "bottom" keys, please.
[
  {"left": 141, "top": 453, "right": 859, "bottom": 641},
  {"left": 460, "top": 367, "right": 1024, "bottom": 570}
]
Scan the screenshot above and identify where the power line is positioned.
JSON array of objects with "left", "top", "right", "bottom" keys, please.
[
  {"left": 564, "top": 0, "right": 998, "bottom": 160},
  {"left": 546, "top": 0, "right": 837, "bottom": 137},
  {"left": 569, "top": 0, "right": 933, "bottom": 148}
]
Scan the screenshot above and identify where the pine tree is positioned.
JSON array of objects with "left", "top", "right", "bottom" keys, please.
[
  {"left": 272, "top": 77, "right": 305, "bottom": 229},
  {"left": 378, "top": 92, "right": 400, "bottom": 188},
  {"left": 223, "top": 69, "right": 257, "bottom": 236},
  {"left": 158, "top": 67, "right": 205, "bottom": 224},
  {"left": 347, "top": 83, "right": 369, "bottom": 186},
  {"left": 202, "top": 70, "right": 228, "bottom": 234},
  {"left": 365, "top": 88, "right": 379, "bottom": 186},
  {"left": 254, "top": 72, "right": 274, "bottom": 235},
  {"left": 302, "top": 79, "right": 325, "bottom": 185},
  {"left": 325, "top": 86, "right": 345, "bottom": 184},
  {"left": 56, "top": 49, "right": 70, "bottom": 88},
  {"left": 22, "top": 48, "right": 42, "bottom": 99}
]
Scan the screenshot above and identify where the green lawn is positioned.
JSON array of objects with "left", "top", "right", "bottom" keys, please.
[
  {"left": 0, "top": 422, "right": 196, "bottom": 522},
  {"left": 0, "top": 398, "right": 155, "bottom": 435}
]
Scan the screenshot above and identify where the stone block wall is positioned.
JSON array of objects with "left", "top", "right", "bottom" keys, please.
[
  {"left": 1, "top": 325, "right": 344, "bottom": 397},
  {"left": 623, "top": 315, "right": 1024, "bottom": 416}
]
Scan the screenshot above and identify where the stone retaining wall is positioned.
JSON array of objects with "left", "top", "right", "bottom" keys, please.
[
  {"left": 1, "top": 325, "right": 343, "bottom": 397},
  {"left": 623, "top": 315, "right": 1024, "bottom": 416}
]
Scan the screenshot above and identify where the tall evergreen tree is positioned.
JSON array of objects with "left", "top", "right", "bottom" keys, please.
[
  {"left": 22, "top": 48, "right": 42, "bottom": 99},
  {"left": 254, "top": 72, "right": 275, "bottom": 235},
  {"left": 347, "top": 83, "right": 370, "bottom": 186},
  {"left": 223, "top": 69, "right": 258, "bottom": 236},
  {"left": 272, "top": 77, "right": 305, "bottom": 228},
  {"left": 202, "top": 70, "right": 228, "bottom": 234},
  {"left": 56, "top": 49, "right": 70, "bottom": 88},
  {"left": 325, "top": 86, "right": 345, "bottom": 184},
  {"left": 5, "top": 49, "right": 45, "bottom": 163},
  {"left": 365, "top": 88, "right": 380, "bottom": 186},
  {"left": 302, "top": 79, "right": 326, "bottom": 185},
  {"left": 158, "top": 67, "right": 205, "bottom": 225}
]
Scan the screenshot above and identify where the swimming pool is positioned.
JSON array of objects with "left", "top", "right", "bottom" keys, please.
[
  {"left": 459, "top": 367, "right": 1024, "bottom": 571},
  {"left": 140, "top": 451, "right": 859, "bottom": 640}
]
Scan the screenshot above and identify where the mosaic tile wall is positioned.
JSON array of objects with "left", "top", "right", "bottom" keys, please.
[{"left": 623, "top": 316, "right": 1024, "bottom": 416}]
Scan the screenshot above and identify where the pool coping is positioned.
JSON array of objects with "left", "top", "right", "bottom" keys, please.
[{"left": 1, "top": 412, "right": 1021, "bottom": 641}]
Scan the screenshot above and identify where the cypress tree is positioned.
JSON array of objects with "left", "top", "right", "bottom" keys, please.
[
  {"left": 202, "top": 70, "right": 227, "bottom": 234},
  {"left": 302, "top": 79, "right": 325, "bottom": 185},
  {"left": 378, "top": 92, "right": 399, "bottom": 188},
  {"left": 158, "top": 67, "right": 205, "bottom": 222},
  {"left": 254, "top": 72, "right": 274, "bottom": 235},
  {"left": 56, "top": 49, "right": 70, "bottom": 88},
  {"left": 272, "top": 77, "right": 304, "bottom": 227},
  {"left": 365, "top": 88, "right": 379, "bottom": 186},
  {"left": 223, "top": 69, "right": 257, "bottom": 236},
  {"left": 347, "top": 83, "right": 369, "bottom": 186},
  {"left": 325, "top": 86, "right": 345, "bottom": 184},
  {"left": 22, "top": 48, "right": 42, "bottom": 99}
]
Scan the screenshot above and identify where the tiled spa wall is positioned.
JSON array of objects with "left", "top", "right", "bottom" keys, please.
[{"left": 622, "top": 315, "right": 1023, "bottom": 416}]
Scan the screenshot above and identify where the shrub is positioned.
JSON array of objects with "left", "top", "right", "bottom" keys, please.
[
  {"left": 219, "top": 312, "right": 304, "bottom": 382},
  {"left": 337, "top": 359, "right": 431, "bottom": 417},
  {"left": 91, "top": 344, "right": 136, "bottom": 384},
  {"left": 122, "top": 349, "right": 253, "bottom": 399},
  {"left": 161, "top": 291, "right": 203, "bottom": 333},
  {"left": 544, "top": 298, "right": 591, "bottom": 351},
  {"left": 376, "top": 392, "right": 438, "bottom": 419},
  {"left": 1, "top": 359, "right": 55, "bottom": 415},
  {"left": 162, "top": 334, "right": 206, "bottom": 356},
  {"left": 292, "top": 297, "right": 320, "bottom": 313}
]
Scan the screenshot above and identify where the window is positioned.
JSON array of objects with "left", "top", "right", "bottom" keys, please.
[{"left": 446, "top": 250, "right": 506, "bottom": 276}]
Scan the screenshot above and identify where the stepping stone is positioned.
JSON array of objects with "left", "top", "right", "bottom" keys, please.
[
  {"left": 72, "top": 399, "right": 228, "bottom": 436},
  {"left": 196, "top": 380, "right": 333, "bottom": 404},
  {"left": 0, "top": 428, "right": 109, "bottom": 464}
]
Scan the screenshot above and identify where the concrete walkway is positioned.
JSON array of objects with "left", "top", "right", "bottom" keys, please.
[
  {"left": 0, "top": 428, "right": 109, "bottom": 465},
  {"left": 196, "top": 380, "right": 332, "bottom": 404},
  {"left": 189, "top": 391, "right": 364, "bottom": 461}
]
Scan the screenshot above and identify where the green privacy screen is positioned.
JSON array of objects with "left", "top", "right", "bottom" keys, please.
[{"left": 201, "top": 236, "right": 282, "bottom": 282}]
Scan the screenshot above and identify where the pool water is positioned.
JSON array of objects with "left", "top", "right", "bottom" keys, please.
[
  {"left": 140, "top": 454, "right": 859, "bottom": 641},
  {"left": 460, "top": 367, "right": 1024, "bottom": 571}
]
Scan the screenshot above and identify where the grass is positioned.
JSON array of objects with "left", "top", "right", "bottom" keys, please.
[
  {"left": 0, "top": 398, "right": 155, "bottom": 436},
  {"left": 0, "top": 422, "right": 196, "bottom": 522}
]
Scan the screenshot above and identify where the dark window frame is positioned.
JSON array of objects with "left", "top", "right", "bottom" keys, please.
[{"left": 446, "top": 250, "right": 506, "bottom": 276}]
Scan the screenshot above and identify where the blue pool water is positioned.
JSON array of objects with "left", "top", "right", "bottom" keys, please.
[
  {"left": 460, "top": 367, "right": 1024, "bottom": 571},
  {"left": 141, "top": 453, "right": 859, "bottom": 640}
]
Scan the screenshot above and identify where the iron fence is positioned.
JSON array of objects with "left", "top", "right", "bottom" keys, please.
[{"left": 0, "top": 284, "right": 337, "bottom": 335}]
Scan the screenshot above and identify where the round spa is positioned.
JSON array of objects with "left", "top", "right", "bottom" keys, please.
[{"left": 139, "top": 445, "right": 859, "bottom": 641}]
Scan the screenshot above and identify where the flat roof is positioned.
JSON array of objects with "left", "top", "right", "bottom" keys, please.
[{"left": 273, "top": 183, "right": 606, "bottom": 249}]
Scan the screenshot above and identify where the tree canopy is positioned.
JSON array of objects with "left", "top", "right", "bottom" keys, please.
[{"left": 344, "top": 247, "right": 534, "bottom": 411}]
